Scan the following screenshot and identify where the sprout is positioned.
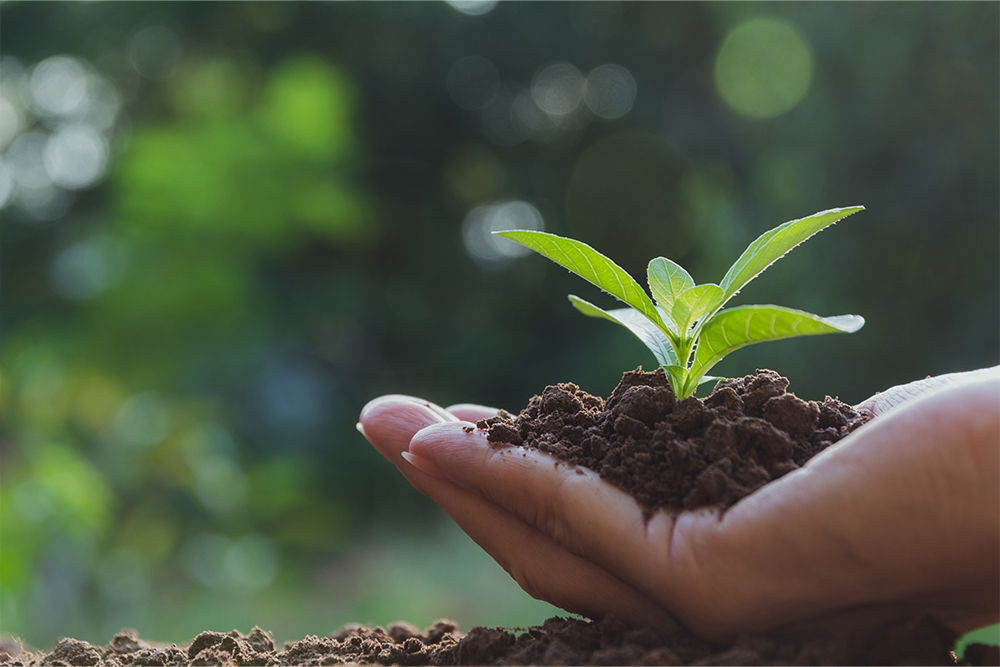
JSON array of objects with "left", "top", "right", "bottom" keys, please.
[{"left": 496, "top": 206, "right": 865, "bottom": 398}]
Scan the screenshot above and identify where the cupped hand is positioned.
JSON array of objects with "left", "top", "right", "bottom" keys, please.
[{"left": 358, "top": 369, "right": 999, "bottom": 641}]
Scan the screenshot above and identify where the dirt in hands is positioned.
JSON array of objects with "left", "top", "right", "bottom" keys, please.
[
  {"left": 478, "top": 368, "right": 869, "bottom": 517},
  {"left": 8, "top": 369, "right": 995, "bottom": 666}
]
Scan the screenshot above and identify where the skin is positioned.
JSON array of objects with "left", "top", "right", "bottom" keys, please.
[{"left": 358, "top": 368, "right": 999, "bottom": 641}]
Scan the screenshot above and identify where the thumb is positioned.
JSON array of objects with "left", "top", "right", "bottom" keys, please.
[{"left": 856, "top": 366, "right": 999, "bottom": 417}]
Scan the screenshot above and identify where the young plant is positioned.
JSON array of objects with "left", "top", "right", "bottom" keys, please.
[{"left": 496, "top": 206, "right": 865, "bottom": 399}]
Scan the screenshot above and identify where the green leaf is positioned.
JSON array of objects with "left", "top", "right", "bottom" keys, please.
[
  {"left": 569, "top": 295, "right": 680, "bottom": 367},
  {"left": 647, "top": 257, "right": 694, "bottom": 312},
  {"left": 671, "top": 284, "right": 724, "bottom": 336},
  {"left": 497, "top": 230, "right": 665, "bottom": 329},
  {"left": 685, "top": 305, "right": 864, "bottom": 393},
  {"left": 719, "top": 206, "right": 864, "bottom": 302}
]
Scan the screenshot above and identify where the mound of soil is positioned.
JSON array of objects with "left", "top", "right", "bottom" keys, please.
[
  {"left": 5, "top": 615, "right": 994, "bottom": 666},
  {"left": 478, "top": 368, "right": 869, "bottom": 516},
  {"left": 9, "top": 369, "right": 995, "bottom": 667}
]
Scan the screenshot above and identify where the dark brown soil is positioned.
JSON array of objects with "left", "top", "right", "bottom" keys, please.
[
  {"left": 9, "top": 369, "right": 995, "bottom": 667},
  {"left": 5, "top": 615, "right": 995, "bottom": 666},
  {"left": 478, "top": 368, "right": 869, "bottom": 517}
]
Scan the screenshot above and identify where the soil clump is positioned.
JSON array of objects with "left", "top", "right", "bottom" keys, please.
[
  {"left": 6, "top": 615, "right": 993, "bottom": 666},
  {"left": 478, "top": 368, "right": 869, "bottom": 516}
]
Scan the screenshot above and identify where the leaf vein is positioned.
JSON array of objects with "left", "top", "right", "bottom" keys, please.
[{"left": 721, "top": 321, "right": 732, "bottom": 348}]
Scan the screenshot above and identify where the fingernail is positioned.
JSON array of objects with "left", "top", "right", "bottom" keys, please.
[
  {"left": 355, "top": 422, "right": 367, "bottom": 437},
  {"left": 401, "top": 451, "right": 446, "bottom": 479}
]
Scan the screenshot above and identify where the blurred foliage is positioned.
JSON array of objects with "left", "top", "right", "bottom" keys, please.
[{"left": 1, "top": 1, "right": 997, "bottom": 650}]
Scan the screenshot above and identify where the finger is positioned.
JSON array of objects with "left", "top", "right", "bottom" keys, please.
[
  {"left": 408, "top": 406, "right": 1000, "bottom": 640},
  {"left": 359, "top": 395, "right": 456, "bottom": 465},
  {"left": 407, "top": 423, "right": 682, "bottom": 606},
  {"left": 359, "top": 397, "right": 680, "bottom": 634},
  {"left": 406, "top": 424, "right": 682, "bottom": 635},
  {"left": 428, "top": 481, "right": 681, "bottom": 635},
  {"left": 445, "top": 403, "right": 499, "bottom": 423},
  {"left": 856, "top": 366, "right": 1000, "bottom": 417},
  {"left": 370, "top": 394, "right": 461, "bottom": 423}
]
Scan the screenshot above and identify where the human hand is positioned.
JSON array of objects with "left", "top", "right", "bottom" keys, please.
[{"left": 358, "top": 369, "right": 999, "bottom": 641}]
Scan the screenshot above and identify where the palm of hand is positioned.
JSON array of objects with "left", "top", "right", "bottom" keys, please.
[{"left": 359, "top": 370, "right": 999, "bottom": 641}]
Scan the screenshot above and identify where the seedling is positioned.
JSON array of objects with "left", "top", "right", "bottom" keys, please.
[{"left": 496, "top": 206, "right": 865, "bottom": 399}]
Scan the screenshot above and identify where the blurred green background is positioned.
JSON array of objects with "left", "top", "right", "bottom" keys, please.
[{"left": 1, "top": 1, "right": 997, "bottom": 652}]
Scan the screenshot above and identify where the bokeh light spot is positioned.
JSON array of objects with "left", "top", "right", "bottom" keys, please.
[
  {"left": 50, "top": 234, "right": 130, "bottom": 301},
  {"left": 462, "top": 200, "right": 544, "bottom": 267},
  {"left": 513, "top": 88, "right": 558, "bottom": 138},
  {"left": 531, "top": 63, "right": 584, "bottom": 117},
  {"left": 1, "top": 53, "right": 121, "bottom": 219},
  {"left": 181, "top": 532, "right": 232, "bottom": 588},
  {"left": 714, "top": 18, "right": 813, "bottom": 119},
  {"left": 193, "top": 455, "right": 248, "bottom": 516},
  {"left": 183, "top": 423, "right": 248, "bottom": 515},
  {"left": 34, "top": 444, "right": 113, "bottom": 531},
  {"left": 181, "top": 532, "right": 278, "bottom": 590},
  {"left": 583, "top": 64, "right": 637, "bottom": 119},
  {"left": 0, "top": 162, "right": 13, "bottom": 208},
  {"left": 16, "top": 183, "right": 75, "bottom": 222},
  {"left": 260, "top": 58, "right": 351, "bottom": 159},
  {"left": 112, "top": 392, "right": 171, "bottom": 449},
  {"left": 43, "top": 124, "right": 109, "bottom": 190},
  {"left": 29, "top": 56, "right": 89, "bottom": 118},
  {"left": 221, "top": 534, "right": 278, "bottom": 590},
  {"left": 445, "top": 0, "right": 498, "bottom": 16},
  {"left": 79, "top": 74, "right": 121, "bottom": 130},
  {"left": 12, "top": 479, "right": 57, "bottom": 523},
  {"left": 7, "top": 131, "right": 53, "bottom": 190},
  {"left": 0, "top": 91, "right": 23, "bottom": 148}
]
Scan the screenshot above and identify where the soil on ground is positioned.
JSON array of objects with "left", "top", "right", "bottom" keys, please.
[
  {"left": 8, "top": 369, "right": 997, "bottom": 666},
  {"left": 4, "top": 615, "right": 996, "bottom": 666},
  {"left": 478, "top": 368, "right": 869, "bottom": 516}
]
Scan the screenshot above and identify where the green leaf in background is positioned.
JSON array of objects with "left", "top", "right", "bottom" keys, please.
[
  {"left": 569, "top": 295, "right": 679, "bottom": 367},
  {"left": 671, "top": 284, "right": 724, "bottom": 336},
  {"left": 719, "top": 206, "right": 865, "bottom": 302},
  {"left": 647, "top": 257, "right": 695, "bottom": 313},
  {"left": 498, "top": 231, "right": 665, "bottom": 329},
  {"left": 259, "top": 57, "right": 354, "bottom": 160},
  {"left": 686, "top": 305, "right": 865, "bottom": 394}
]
